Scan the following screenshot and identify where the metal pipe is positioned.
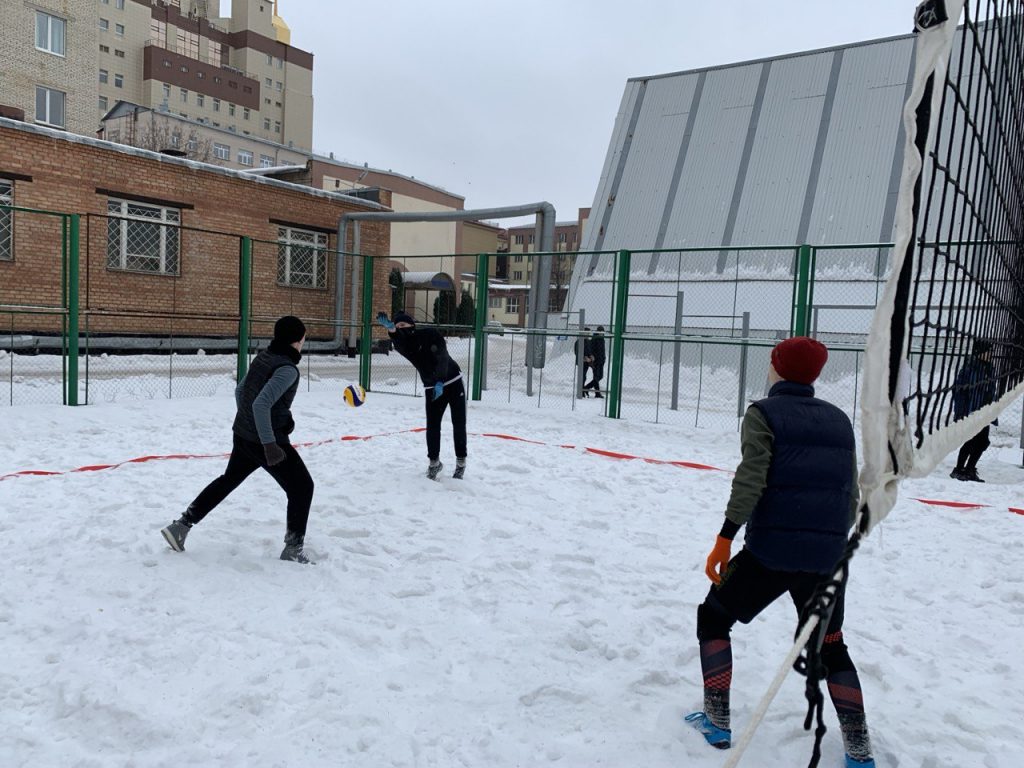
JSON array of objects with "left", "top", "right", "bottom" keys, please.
[{"left": 336, "top": 200, "right": 556, "bottom": 358}]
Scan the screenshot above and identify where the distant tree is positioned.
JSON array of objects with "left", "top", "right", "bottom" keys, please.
[
  {"left": 389, "top": 268, "right": 405, "bottom": 316},
  {"left": 130, "top": 112, "right": 214, "bottom": 163},
  {"left": 432, "top": 291, "right": 456, "bottom": 327},
  {"left": 456, "top": 290, "right": 475, "bottom": 328}
]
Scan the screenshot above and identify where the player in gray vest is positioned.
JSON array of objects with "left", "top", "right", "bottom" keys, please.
[
  {"left": 160, "top": 315, "right": 315, "bottom": 564},
  {"left": 686, "top": 337, "right": 875, "bottom": 768}
]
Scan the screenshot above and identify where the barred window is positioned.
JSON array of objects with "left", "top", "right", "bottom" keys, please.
[
  {"left": 277, "top": 226, "right": 327, "bottom": 289},
  {"left": 106, "top": 198, "right": 180, "bottom": 275},
  {"left": 0, "top": 180, "right": 13, "bottom": 261}
]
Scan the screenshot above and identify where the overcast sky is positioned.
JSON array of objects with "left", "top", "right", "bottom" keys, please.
[{"left": 255, "top": 1, "right": 919, "bottom": 226}]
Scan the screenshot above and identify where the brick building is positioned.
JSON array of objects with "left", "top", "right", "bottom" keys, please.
[{"left": 0, "top": 118, "right": 390, "bottom": 346}]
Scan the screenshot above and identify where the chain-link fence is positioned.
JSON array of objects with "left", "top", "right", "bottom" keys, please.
[
  {"left": 0, "top": 224, "right": 908, "bottom": 438},
  {"left": 81, "top": 214, "right": 242, "bottom": 404},
  {"left": 364, "top": 252, "right": 475, "bottom": 398},
  {"left": 0, "top": 206, "right": 73, "bottom": 406}
]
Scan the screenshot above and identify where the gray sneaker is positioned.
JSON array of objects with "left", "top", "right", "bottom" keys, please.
[
  {"left": 427, "top": 460, "right": 444, "bottom": 480},
  {"left": 453, "top": 458, "right": 466, "bottom": 479},
  {"left": 160, "top": 519, "right": 191, "bottom": 552},
  {"left": 280, "top": 531, "right": 314, "bottom": 564}
]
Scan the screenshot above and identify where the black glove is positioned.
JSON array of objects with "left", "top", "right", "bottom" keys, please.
[{"left": 263, "top": 442, "right": 287, "bottom": 467}]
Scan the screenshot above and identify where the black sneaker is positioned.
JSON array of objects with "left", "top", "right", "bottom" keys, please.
[
  {"left": 427, "top": 460, "right": 443, "bottom": 480},
  {"left": 160, "top": 519, "right": 191, "bottom": 552},
  {"left": 963, "top": 468, "right": 985, "bottom": 482},
  {"left": 453, "top": 459, "right": 466, "bottom": 479},
  {"left": 593, "top": 391, "right": 603, "bottom": 398},
  {"left": 950, "top": 468, "right": 967, "bottom": 481}
]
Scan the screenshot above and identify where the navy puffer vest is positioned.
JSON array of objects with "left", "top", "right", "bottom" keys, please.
[
  {"left": 744, "top": 381, "right": 854, "bottom": 574},
  {"left": 232, "top": 349, "right": 300, "bottom": 442}
]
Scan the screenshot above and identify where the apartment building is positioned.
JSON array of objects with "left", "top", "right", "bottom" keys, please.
[
  {"left": 0, "top": 0, "right": 313, "bottom": 155},
  {"left": 0, "top": 0, "right": 99, "bottom": 136},
  {"left": 505, "top": 218, "right": 581, "bottom": 314}
]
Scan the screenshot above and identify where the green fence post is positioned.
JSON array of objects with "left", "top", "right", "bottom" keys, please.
[
  {"left": 471, "top": 253, "right": 488, "bottom": 401},
  {"left": 237, "top": 236, "right": 252, "bottom": 382},
  {"left": 66, "top": 214, "right": 80, "bottom": 406},
  {"left": 607, "top": 249, "right": 631, "bottom": 419},
  {"left": 792, "top": 243, "right": 813, "bottom": 336},
  {"left": 359, "top": 254, "right": 374, "bottom": 390}
]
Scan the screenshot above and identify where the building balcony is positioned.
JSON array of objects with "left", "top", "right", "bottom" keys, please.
[{"left": 143, "top": 43, "right": 261, "bottom": 110}]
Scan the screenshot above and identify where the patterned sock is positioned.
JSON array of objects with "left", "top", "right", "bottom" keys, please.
[
  {"left": 828, "top": 666, "right": 872, "bottom": 761},
  {"left": 699, "top": 639, "right": 732, "bottom": 730}
]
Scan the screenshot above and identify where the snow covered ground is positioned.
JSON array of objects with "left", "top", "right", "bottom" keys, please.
[{"left": 2, "top": 384, "right": 1023, "bottom": 767}]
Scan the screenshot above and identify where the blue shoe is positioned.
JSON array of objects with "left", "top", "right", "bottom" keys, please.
[
  {"left": 845, "top": 756, "right": 876, "bottom": 768},
  {"left": 684, "top": 712, "right": 731, "bottom": 749}
]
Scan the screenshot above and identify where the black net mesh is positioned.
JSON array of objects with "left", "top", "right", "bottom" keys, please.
[{"left": 902, "top": 2, "right": 1024, "bottom": 451}]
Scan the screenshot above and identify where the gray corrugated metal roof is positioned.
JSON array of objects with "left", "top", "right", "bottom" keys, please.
[
  {"left": 570, "top": 32, "right": 919, "bottom": 331},
  {"left": 582, "top": 33, "right": 916, "bottom": 256}
]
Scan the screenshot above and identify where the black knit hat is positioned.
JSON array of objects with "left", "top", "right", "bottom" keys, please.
[
  {"left": 273, "top": 315, "right": 306, "bottom": 345},
  {"left": 393, "top": 312, "right": 415, "bottom": 326}
]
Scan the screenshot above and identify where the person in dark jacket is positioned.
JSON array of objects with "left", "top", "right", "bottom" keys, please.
[
  {"left": 582, "top": 326, "right": 606, "bottom": 398},
  {"left": 950, "top": 339, "right": 996, "bottom": 482},
  {"left": 574, "top": 328, "right": 593, "bottom": 397},
  {"left": 378, "top": 310, "right": 467, "bottom": 480},
  {"left": 159, "top": 315, "right": 315, "bottom": 564},
  {"left": 686, "top": 337, "right": 875, "bottom": 768}
]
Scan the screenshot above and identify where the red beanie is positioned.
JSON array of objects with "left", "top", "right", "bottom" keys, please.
[{"left": 771, "top": 337, "right": 828, "bottom": 384}]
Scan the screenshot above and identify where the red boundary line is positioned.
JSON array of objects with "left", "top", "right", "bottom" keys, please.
[{"left": 1, "top": 428, "right": 1019, "bottom": 516}]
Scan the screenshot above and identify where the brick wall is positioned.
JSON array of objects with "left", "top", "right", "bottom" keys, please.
[{"left": 0, "top": 121, "right": 391, "bottom": 344}]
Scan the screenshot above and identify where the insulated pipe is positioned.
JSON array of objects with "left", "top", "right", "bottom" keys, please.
[{"left": 335, "top": 201, "right": 557, "bottom": 350}]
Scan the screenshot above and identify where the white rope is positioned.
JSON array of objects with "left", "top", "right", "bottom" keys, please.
[
  {"left": 718, "top": 613, "right": 820, "bottom": 768},
  {"left": 716, "top": 508, "right": 864, "bottom": 768}
]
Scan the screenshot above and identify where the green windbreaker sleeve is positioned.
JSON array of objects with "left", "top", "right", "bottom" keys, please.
[{"left": 724, "top": 406, "right": 773, "bottom": 527}]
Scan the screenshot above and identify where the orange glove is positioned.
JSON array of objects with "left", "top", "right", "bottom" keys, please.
[{"left": 705, "top": 535, "right": 732, "bottom": 585}]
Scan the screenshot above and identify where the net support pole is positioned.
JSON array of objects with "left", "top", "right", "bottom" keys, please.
[
  {"left": 236, "top": 236, "right": 252, "bottom": 383},
  {"left": 671, "top": 291, "right": 684, "bottom": 410},
  {"left": 66, "top": 214, "right": 80, "bottom": 406},
  {"left": 607, "top": 249, "right": 631, "bottom": 418},
  {"left": 359, "top": 253, "right": 374, "bottom": 390},
  {"left": 472, "top": 253, "right": 488, "bottom": 401},
  {"left": 737, "top": 311, "right": 750, "bottom": 419}
]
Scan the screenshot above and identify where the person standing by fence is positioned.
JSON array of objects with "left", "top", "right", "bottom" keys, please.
[
  {"left": 575, "top": 328, "right": 592, "bottom": 397},
  {"left": 950, "top": 339, "right": 997, "bottom": 482},
  {"left": 583, "top": 326, "right": 606, "bottom": 398}
]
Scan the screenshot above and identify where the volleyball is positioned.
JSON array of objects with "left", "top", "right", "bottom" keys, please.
[{"left": 343, "top": 383, "right": 366, "bottom": 407}]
